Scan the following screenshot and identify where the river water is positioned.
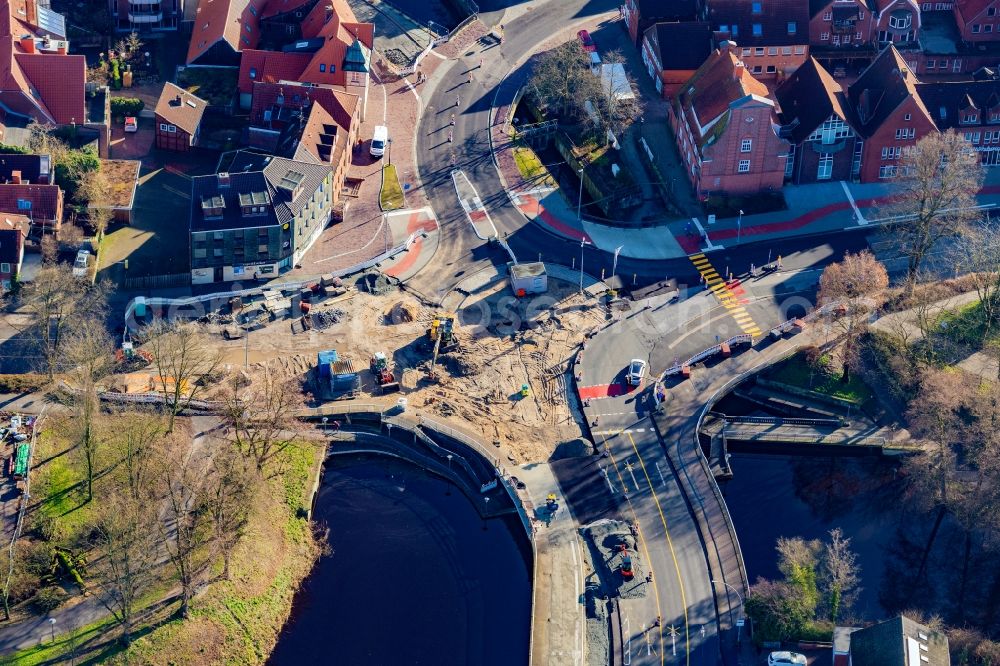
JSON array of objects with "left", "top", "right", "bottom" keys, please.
[
  {"left": 721, "top": 452, "right": 904, "bottom": 619},
  {"left": 268, "top": 455, "right": 533, "bottom": 666}
]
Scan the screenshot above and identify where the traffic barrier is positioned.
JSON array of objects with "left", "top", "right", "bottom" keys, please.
[{"left": 661, "top": 334, "right": 753, "bottom": 378}]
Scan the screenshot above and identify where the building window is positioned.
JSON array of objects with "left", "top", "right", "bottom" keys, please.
[
  {"left": 0, "top": 263, "right": 10, "bottom": 274},
  {"left": 821, "top": 32, "right": 830, "bottom": 40},
  {"left": 990, "top": 6, "right": 997, "bottom": 15},
  {"left": 889, "top": 12, "right": 912, "bottom": 30},
  {"left": 833, "top": 35, "right": 841, "bottom": 45},
  {"left": 963, "top": 113, "right": 979, "bottom": 123},
  {"left": 843, "top": 34, "right": 851, "bottom": 43},
  {"left": 987, "top": 24, "right": 994, "bottom": 32},
  {"left": 856, "top": 31, "right": 863, "bottom": 40},
  {"left": 752, "top": 65, "right": 763, "bottom": 73},
  {"left": 719, "top": 23, "right": 729, "bottom": 32},
  {"left": 160, "top": 123, "right": 177, "bottom": 133},
  {"left": 249, "top": 5, "right": 256, "bottom": 15},
  {"left": 823, "top": 11, "right": 832, "bottom": 20},
  {"left": 768, "top": 47, "right": 777, "bottom": 55},
  {"left": 741, "top": 139, "right": 752, "bottom": 152},
  {"left": 881, "top": 146, "right": 902, "bottom": 159},
  {"left": 973, "top": 24, "right": 982, "bottom": 32},
  {"left": 766, "top": 64, "right": 777, "bottom": 73},
  {"left": 782, "top": 46, "right": 792, "bottom": 55},
  {"left": 742, "top": 47, "right": 752, "bottom": 55},
  {"left": 319, "top": 64, "right": 326, "bottom": 72},
  {"left": 752, "top": 1, "right": 762, "bottom": 12},
  {"left": 965, "top": 131, "right": 982, "bottom": 143},
  {"left": 329, "top": 64, "right": 336, "bottom": 73},
  {"left": 954, "top": 59, "right": 962, "bottom": 72},
  {"left": 795, "top": 45, "right": 806, "bottom": 54},
  {"left": 927, "top": 59, "right": 936, "bottom": 69},
  {"left": 895, "top": 127, "right": 916, "bottom": 139},
  {"left": 787, "top": 22, "right": 797, "bottom": 34},
  {"left": 905, "top": 113, "right": 911, "bottom": 120},
  {"left": 245, "top": 22, "right": 251, "bottom": 32},
  {"left": 785, "top": 144, "right": 795, "bottom": 177},
  {"left": 753, "top": 23, "right": 763, "bottom": 36},
  {"left": 737, "top": 159, "right": 751, "bottom": 173},
  {"left": 817, "top": 153, "right": 833, "bottom": 180},
  {"left": 858, "top": 10, "right": 865, "bottom": 18},
  {"left": 879, "top": 165, "right": 898, "bottom": 178},
  {"left": 755, "top": 47, "right": 765, "bottom": 55}
]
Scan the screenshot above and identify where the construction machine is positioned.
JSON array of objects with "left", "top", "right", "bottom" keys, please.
[{"left": 369, "top": 351, "right": 400, "bottom": 394}]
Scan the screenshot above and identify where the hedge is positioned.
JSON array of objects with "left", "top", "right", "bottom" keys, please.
[
  {"left": 0, "top": 374, "right": 48, "bottom": 393},
  {"left": 110, "top": 97, "right": 144, "bottom": 118}
]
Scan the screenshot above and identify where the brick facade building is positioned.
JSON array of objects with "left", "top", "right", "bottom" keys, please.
[
  {"left": 669, "top": 43, "right": 790, "bottom": 196},
  {"left": 640, "top": 22, "right": 713, "bottom": 98},
  {"left": 708, "top": 0, "right": 811, "bottom": 80},
  {"left": 154, "top": 83, "right": 207, "bottom": 152}
]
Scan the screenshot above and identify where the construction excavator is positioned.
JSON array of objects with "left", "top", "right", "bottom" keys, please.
[
  {"left": 369, "top": 352, "right": 400, "bottom": 394},
  {"left": 425, "top": 314, "right": 458, "bottom": 383}
]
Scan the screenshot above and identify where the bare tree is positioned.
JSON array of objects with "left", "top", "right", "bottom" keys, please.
[
  {"left": 20, "top": 264, "right": 106, "bottom": 380},
  {"left": 820, "top": 528, "right": 861, "bottom": 622},
  {"left": 109, "top": 410, "right": 164, "bottom": 502},
  {"left": 145, "top": 321, "right": 223, "bottom": 432},
  {"left": 223, "top": 369, "right": 305, "bottom": 474},
  {"left": 206, "top": 444, "right": 257, "bottom": 581},
  {"left": 63, "top": 318, "right": 114, "bottom": 501},
  {"left": 93, "top": 490, "right": 158, "bottom": 645},
  {"left": 817, "top": 250, "right": 889, "bottom": 382},
  {"left": 527, "top": 41, "right": 597, "bottom": 123},
  {"left": 891, "top": 131, "right": 984, "bottom": 291},
  {"left": 75, "top": 168, "right": 115, "bottom": 236},
  {"left": 158, "top": 441, "right": 211, "bottom": 618}
]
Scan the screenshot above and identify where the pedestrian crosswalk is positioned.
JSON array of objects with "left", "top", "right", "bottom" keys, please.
[{"left": 688, "top": 253, "right": 763, "bottom": 338}]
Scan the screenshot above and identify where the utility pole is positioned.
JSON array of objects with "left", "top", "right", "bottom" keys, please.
[{"left": 579, "top": 239, "right": 590, "bottom": 293}]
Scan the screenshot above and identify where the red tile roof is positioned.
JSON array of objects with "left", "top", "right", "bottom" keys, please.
[
  {"left": 678, "top": 46, "right": 771, "bottom": 135},
  {"left": 0, "top": 182, "right": 60, "bottom": 222},
  {"left": 708, "top": 0, "right": 810, "bottom": 47},
  {"left": 238, "top": 49, "right": 311, "bottom": 94},
  {"left": 260, "top": 0, "right": 312, "bottom": 20},
  {"left": 250, "top": 80, "right": 357, "bottom": 129},
  {"left": 301, "top": 0, "right": 358, "bottom": 38},
  {"left": 187, "top": 0, "right": 267, "bottom": 64},
  {"left": 955, "top": 0, "right": 995, "bottom": 23},
  {"left": 0, "top": 0, "right": 85, "bottom": 125},
  {"left": 292, "top": 101, "right": 347, "bottom": 166},
  {"left": 298, "top": 9, "right": 373, "bottom": 88},
  {"left": 155, "top": 82, "right": 208, "bottom": 135}
]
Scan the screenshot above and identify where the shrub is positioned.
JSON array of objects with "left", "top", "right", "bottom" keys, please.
[
  {"left": 31, "top": 585, "right": 67, "bottom": 613},
  {"left": 110, "top": 97, "right": 144, "bottom": 119},
  {"left": 0, "top": 373, "right": 47, "bottom": 393}
]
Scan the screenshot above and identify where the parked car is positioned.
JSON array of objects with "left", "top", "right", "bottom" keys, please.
[
  {"left": 370, "top": 125, "right": 388, "bottom": 158},
  {"left": 72, "top": 249, "right": 90, "bottom": 278},
  {"left": 626, "top": 358, "right": 647, "bottom": 386},
  {"left": 577, "top": 29, "right": 596, "bottom": 52},
  {"left": 768, "top": 652, "right": 807, "bottom": 666},
  {"left": 124, "top": 116, "right": 138, "bottom": 133}
]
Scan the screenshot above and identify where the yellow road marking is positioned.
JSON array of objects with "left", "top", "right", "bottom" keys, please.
[
  {"left": 689, "top": 254, "right": 763, "bottom": 337},
  {"left": 602, "top": 433, "right": 666, "bottom": 665},
  {"left": 627, "top": 431, "right": 690, "bottom": 666}
]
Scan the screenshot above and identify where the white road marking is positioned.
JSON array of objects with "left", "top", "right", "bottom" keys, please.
[
  {"left": 623, "top": 615, "right": 631, "bottom": 666},
  {"left": 841, "top": 180, "right": 867, "bottom": 225},
  {"left": 625, "top": 460, "right": 639, "bottom": 491},
  {"left": 691, "top": 217, "right": 723, "bottom": 252},
  {"left": 655, "top": 461, "right": 667, "bottom": 488},
  {"left": 601, "top": 467, "right": 617, "bottom": 494}
]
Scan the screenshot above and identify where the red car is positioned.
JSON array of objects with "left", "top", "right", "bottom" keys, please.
[{"left": 577, "top": 29, "right": 597, "bottom": 53}]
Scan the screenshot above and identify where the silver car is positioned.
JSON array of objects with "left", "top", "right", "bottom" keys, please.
[
  {"left": 768, "top": 652, "right": 807, "bottom": 666},
  {"left": 626, "top": 358, "right": 647, "bottom": 386}
]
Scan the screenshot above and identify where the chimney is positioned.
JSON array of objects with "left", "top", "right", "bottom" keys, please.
[
  {"left": 174, "top": 94, "right": 182, "bottom": 105},
  {"left": 10, "top": 171, "right": 21, "bottom": 185},
  {"left": 217, "top": 172, "right": 231, "bottom": 188},
  {"left": 57, "top": 43, "right": 66, "bottom": 55},
  {"left": 719, "top": 40, "right": 736, "bottom": 54},
  {"left": 24, "top": 0, "right": 37, "bottom": 28},
  {"left": 19, "top": 35, "right": 35, "bottom": 53}
]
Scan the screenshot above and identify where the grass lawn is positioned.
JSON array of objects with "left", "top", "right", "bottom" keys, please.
[
  {"left": 936, "top": 299, "right": 1000, "bottom": 348},
  {"left": 512, "top": 142, "right": 555, "bottom": 187},
  {"left": 380, "top": 164, "right": 405, "bottom": 211},
  {"left": 767, "top": 351, "right": 874, "bottom": 404}
]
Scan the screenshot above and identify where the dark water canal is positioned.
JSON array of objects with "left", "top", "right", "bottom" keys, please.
[{"left": 268, "top": 455, "right": 532, "bottom": 665}]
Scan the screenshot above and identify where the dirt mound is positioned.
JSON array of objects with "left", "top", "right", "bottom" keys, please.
[{"left": 390, "top": 301, "right": 415, "bottom": 324}]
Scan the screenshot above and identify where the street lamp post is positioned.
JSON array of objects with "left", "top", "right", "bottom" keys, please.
[
  {"left": 579, "top": 239, "right": 590, "bottom": 293},
  {"left": 577, "top": 168, "right": 584, "bottom": 222},
  {"left": 48, "top": 617, "right": 56, "bottom": 644},
  {"left": 321, "top": 416, "right": 328, "bottom": 435},
  {"left": 711, "top": 579, "right": 745, "bottom": 645},
  {"left": 736, "top": 209, "right": 744, "bottom": 245}
]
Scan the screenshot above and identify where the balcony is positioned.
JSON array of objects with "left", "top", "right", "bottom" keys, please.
[{"left": 129, "top": 11, "right": 163, "bottom": 22}]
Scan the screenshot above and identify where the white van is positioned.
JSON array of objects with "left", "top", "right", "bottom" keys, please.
[{"left": 370, "top": 125, "right": 388, "bottom": 158}]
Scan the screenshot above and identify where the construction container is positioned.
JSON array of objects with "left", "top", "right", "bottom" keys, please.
[
  {"left": 329, "top": 360, "right": 359, "bottom": 392},
  {"left": 509, "top": 262, "right": 547, "bottom": 296},
  {"left": 317, "top": 350, "right": 339, "bottom": 379}
]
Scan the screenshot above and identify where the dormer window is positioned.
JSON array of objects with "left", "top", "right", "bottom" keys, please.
[
  {"left": 888, "top": 11, "right": 912, "bottom": 30},
  {"left": 200, "top": 194, "right": 225, "bottom": 219},
  {"left": 963, "top": 112, "right": 979, "bottom": 124}
]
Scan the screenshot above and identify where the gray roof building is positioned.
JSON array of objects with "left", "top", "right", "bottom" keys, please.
[{"left": 849, "top": 616, "right": 950, "bottom": 666}]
